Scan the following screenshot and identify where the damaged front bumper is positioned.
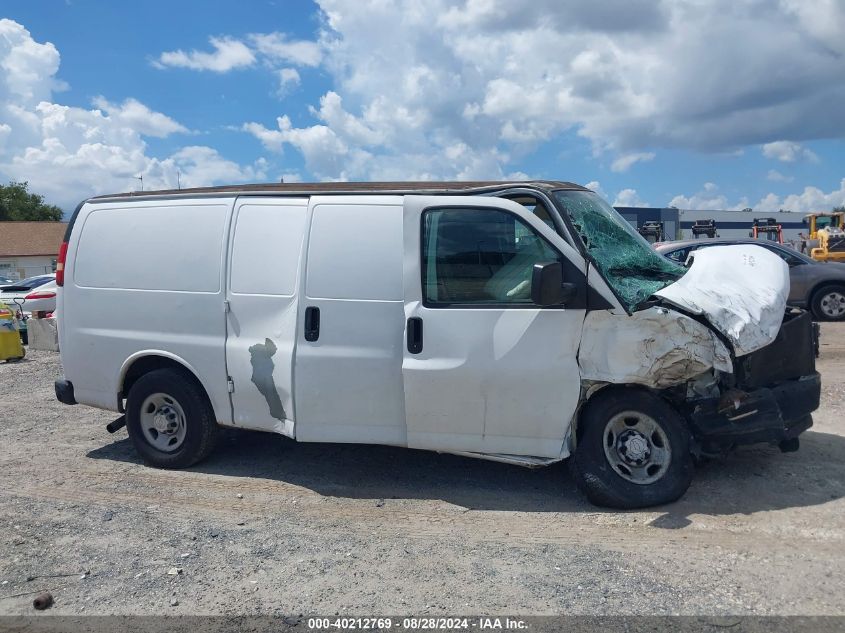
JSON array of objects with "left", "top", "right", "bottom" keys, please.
[
  {"left": 680, "top": 310, "right": 821, "bottom": 454},
  {"left": 683, "top": 372, "right": 820, "bottom": 453}
]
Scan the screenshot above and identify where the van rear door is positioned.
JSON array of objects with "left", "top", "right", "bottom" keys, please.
[
  {"left": 225, "top": 198, "right": 308, "bottom": 435},
  {"left": 401, "top": 196, "right": 588, "bottom": 458}
]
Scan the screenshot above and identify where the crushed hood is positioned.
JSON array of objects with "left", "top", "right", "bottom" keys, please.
[{"left": 653, "top": 245, "right": 789, "bottom": 357}]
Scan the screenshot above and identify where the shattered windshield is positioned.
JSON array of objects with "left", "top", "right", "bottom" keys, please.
[{"left": 554, "top": 190, "right": 686, "bottom": 311}]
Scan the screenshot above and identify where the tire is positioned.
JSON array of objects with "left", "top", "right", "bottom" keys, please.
[
  {"left": 125, "top": 368, "right": 218, "bottom": 468},
  {"left": 569, "top": 389, "right": 694, "bottom": 509},
  {"left": 811, "top": 284, "right": 845, "bottom": 321}
]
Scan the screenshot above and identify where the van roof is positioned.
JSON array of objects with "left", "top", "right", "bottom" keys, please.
[{"left": 90, "top": 180, "right": 589, "bottom": 201}]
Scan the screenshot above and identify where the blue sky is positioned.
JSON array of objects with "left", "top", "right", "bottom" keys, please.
[{"left": 1, "top": 0, "right": 844, "bottom": 214}]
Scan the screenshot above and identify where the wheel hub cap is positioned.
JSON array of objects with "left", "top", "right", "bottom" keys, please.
[
  {"left": 602, "top": 411, "right": 672, "bottom": 485},
  {"left": 139, "top": 393, "right": 187, "bottom": 452},
  {"left": 153, "top": 405, "right": 180, "bottom": 434},
  {"left": 618, "top": 430, "right": 651, "bottom": 465},
  {"left": 821, "top": 292, "right": 845, "bottom": 317}
]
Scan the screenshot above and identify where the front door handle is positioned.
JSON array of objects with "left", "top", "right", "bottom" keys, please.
[
  {"left": 304, "top": 306, "right": 320, "bottom": 342},
  {"left": 407, "top": 317, "right": 423, "bottom": 354}
]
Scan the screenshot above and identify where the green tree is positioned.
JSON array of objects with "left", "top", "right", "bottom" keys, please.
[
  {"left": 0, "top": 181, "right": 63, "bottom": 221},
  {"left": 833, "top": 205, "right": 845, "bottom": 214}
]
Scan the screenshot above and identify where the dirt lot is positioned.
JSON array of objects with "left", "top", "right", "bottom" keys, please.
[{"left": 0, "top": 324, "right": 844, "bottom": 616}]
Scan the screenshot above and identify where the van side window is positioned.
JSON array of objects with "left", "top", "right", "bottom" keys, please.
[
  {"left": 422, "top": 208, "right": 561, "bottom": 306},
  {"left": 504, "top": 195, "right": 557, "bottom": 231}
]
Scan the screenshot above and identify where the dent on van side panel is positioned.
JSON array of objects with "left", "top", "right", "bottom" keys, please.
[{"left": 61, "top": 198, "right": 235, "bottom": 421}]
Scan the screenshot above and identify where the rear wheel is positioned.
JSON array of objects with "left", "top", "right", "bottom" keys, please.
[
  {"left": 570, "top": 389, "right": 694, "bottom": 509},
  {"left": 126, "top": 368, "right": 218, "bottom": 468},
  {"left": 811, "top": 285, "right": 845, "bottom": 321}
]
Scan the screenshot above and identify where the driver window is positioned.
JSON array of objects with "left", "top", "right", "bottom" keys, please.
[{"left": 422, "top": 207, "right": 561, "bottom": 305}]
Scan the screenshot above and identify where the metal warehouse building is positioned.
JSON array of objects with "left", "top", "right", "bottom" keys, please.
[{"left": 615, "top": 207, "right": 806, "bottom": 246}]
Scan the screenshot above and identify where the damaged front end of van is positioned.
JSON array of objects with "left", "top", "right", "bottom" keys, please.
[{"left": 557, "top": 191, "right": 821, "bottom": 461}]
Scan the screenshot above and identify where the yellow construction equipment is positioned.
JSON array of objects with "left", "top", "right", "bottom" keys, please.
[
  {"left": 805, "top": 211, "right": 844, "bottom": 238},
  {"left": 0, "top": 301, "right": 25, "bottom": 362},
  {"left": 802, "top": 212, "right": 845, "bottom": 261},
  {"left": 801, "top": 212, "right": 845, "bottom": 254},
  {"left": 811, "top": 225, "right": 845, "bottom": 262}
]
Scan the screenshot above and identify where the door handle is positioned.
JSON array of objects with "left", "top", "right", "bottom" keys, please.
[
  {"left": 304, "top": 306, "right": 320, "bottom": 342},
  {"left": 407, "top": 317, "right": 423, "bottom": 354}
]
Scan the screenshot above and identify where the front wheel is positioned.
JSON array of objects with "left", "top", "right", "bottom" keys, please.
[
  {"left": 126, "top": 368, "right": 218, "bottom": 468},
  {"left": 569, "top": 389, "right": 694, "bottom": 509},
  {"left": 811, "top": 285, "right": 845, "bottom": 321}
]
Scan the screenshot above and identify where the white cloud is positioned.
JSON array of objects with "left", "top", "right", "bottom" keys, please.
[
  {"left": 780, "top": 0, "right": 845, "bottom": 57},
  {"left": 610, "top": 152, "right": 655, "bottom": 173},
  {"left": 155, "top": 36, "right": 255, "bottom": 72},
  {"left": 91, "top": 97, "right": 189, "bottom": 138},
  {"left": 753, "top": 179, "right": 845, "bottom": 214},
  {"left": 274, "top": 68, "right": 301, "bottom": 98},
  {"left": 0, "top": 19, "right": 66, "bottom": 106},
  {"left": 761, "top": 140, "right": 819, "bottom": 163},
  {"left": 278, "top": 68, "right": 300, "bottom": 85},
  {"left": 580, "top": 181, "right": 651, "bottom": 207},
  {"left": 162, "top": 146, "right": 265, "bottom": 187},
  {"left": 239, "top": 0, "right": 845, "bottom": 180},
  {"left": 4, "top": 102, "right": 266, "bottom": 207},
  {"left": 249, "top": 33, "right": 322, "bottom": 67},
  {"left": 668, "top": 179, "right": 845, "bottom": 214},
  {"left": 584, "top": 180, "right": 607, "bottom": 199},
  {"left": 243, "top": 112, "right": 373, "bottom": 179},
  {"left": 613, "top": 188, "right": 650, "bottom": 207},
  {"left": 0, "top": 21, "right": 264, "bottom": 209},
  {"left": 668, "top": 182, "right": 748, "bottom": 210},
  {"left": 767, "top": 169, "right": 793, "bottom": 183}
]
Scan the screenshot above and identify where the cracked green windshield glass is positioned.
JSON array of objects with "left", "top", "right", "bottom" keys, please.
[{"left": 555, "top": 191, "right": 686, "bottom": 311}]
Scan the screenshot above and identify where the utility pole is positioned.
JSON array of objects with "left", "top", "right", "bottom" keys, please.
[
  {"left": 177, "top": 171, "right": 181, "bottom": 190},
  {"left": 135, "top": 175, "right": 144, "bottom": 192}
]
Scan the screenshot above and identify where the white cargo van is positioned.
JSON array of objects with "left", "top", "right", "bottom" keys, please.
[{"left": 55, "top": 181, "right": 820, "bottom": 508}]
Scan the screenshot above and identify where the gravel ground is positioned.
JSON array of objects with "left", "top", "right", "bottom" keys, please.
[{"left": 0, "top": 323, "right": 843, "bottom": 616}]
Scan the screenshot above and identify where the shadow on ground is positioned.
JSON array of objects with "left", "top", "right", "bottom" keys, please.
[{"left": 87, "top": 427, "right": 845, "bottom": 517}]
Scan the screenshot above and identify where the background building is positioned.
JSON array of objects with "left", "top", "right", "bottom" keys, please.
[
  {"left": 615, "top": 207, "right": 806, "bottom": 246},
  {"left": 0, "top": 221, "right": 67, "bottom": 280}
]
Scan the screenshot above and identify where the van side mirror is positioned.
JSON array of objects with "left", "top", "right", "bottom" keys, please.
[{"left": 531, "top": 261, "right": 576, "bottom": 306}]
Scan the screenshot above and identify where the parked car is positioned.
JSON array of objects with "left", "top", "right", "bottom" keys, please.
[
  {"left": 54, "top": 182, "right": 819, "bottom": 509},
  {"left": 655, "top": 238, "right": 845, "bottom": 321},
  {"left": 0, "top": 275, "right": 16, "bottom": 287},
  {"left": 14, "top": 279, "right": 58, "bottom": 314},
  {"left": 0, "top": 274, "right": 58, "bottom": 341}
]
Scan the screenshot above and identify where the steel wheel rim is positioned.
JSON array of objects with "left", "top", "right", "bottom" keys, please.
[
  {"left": 819, "top": 291, "right": 845, "bottom": 318},
  {"left": 602, "top": 410, "right": 672, "bottom": 485},
  {"left": 139, "top": 392, "right": 187, "bottom": 452}
]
